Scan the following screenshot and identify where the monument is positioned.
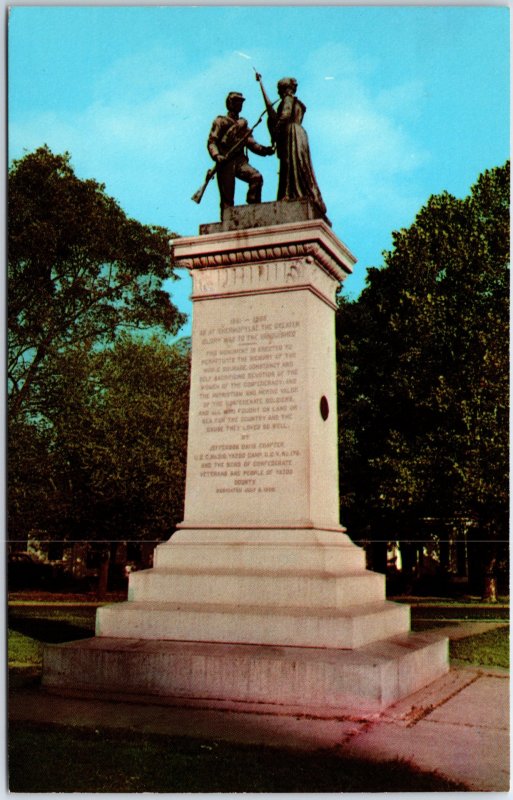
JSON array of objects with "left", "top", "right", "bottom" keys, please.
[{"left": 43, "top": 78, "right": 448, "bottom": 716}]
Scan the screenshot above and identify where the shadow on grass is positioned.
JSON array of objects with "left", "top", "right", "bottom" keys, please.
[
  {"left": 8, "top": 616, "right": 95, "bottom": 644},
  {"left": 9, "top": 668, "right": 42, "bottom": 690},
  {"left": 410, "top": 605, "right": 509, "bottom": 621},
  {"left": 9, "top": 722, "right": 466, "bottom": 793},
  {"left": 412, "top": 620, "right": 463, "bottom": 632}
]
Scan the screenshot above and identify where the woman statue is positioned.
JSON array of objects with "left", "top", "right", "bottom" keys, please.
[{"left": 257, "top": 74, "right": 327, "bottom": 217}]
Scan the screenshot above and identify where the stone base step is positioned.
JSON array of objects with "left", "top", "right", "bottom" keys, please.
[
  {"left": 43, "top": 632, "right": 449, "bottom": 715},
  {"left": 96, "top": 599, "right": 410, "bottom": 649},
  {"left": 127, "top": 567, "right": 385, "bottom": 607},
  {"left": 154, "top": 528, "right": 366, "bottom": 573}
]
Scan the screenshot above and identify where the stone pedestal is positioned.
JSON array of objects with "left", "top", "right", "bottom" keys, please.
[{"left": 43, "top": 204, "right": 448, "bottom": 715}]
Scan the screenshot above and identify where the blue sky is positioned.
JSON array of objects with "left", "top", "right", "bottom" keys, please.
[{"left": 9, "top": 5, "right": 509, "bottom": 338}]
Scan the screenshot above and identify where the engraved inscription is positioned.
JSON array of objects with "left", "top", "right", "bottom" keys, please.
[
  {"left": 192, "top": 259, "right": 339, "bottom": 308},
  {"left": 194, "top": 313, "right": 301, "bottom": 494},
  {"left": 193, "top": 261, "right": 306, "bottom": 295}
]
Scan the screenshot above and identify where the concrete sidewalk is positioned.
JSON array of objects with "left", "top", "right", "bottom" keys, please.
[
  {"left": 9, "top": 659, "right": 509, "bottom": 791},
  {"left": 345, "top": 664, "right": 509, "bottom": 791}
]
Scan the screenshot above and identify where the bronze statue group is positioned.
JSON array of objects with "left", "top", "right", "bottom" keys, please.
[{"left": 200, "top": 74, "right": 327, "bottom": 219}]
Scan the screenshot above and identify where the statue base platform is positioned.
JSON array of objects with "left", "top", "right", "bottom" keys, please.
[
  {"left": 43, "top": 529, "right": 449, "bottom": 716},
  {"left": 43, "top": 632, "right": 448, "bottom": 717},
  {"left": 199, "top": 198, "right": 330, "bottom": 235}
]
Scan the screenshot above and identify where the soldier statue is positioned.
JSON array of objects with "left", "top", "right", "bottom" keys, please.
[{"left": 207, "top": 91, "right": 274, "bottom": 213}]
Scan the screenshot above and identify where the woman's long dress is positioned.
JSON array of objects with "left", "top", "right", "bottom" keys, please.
[{"left": 274, "top": 95, "right": 327, "bottom": 215}]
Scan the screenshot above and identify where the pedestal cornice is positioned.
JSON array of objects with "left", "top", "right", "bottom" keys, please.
[{"left": 171, "top": 219, "right": 356, "bottom": 284}]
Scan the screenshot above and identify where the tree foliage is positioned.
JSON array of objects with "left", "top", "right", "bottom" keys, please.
[
  {"left": 8, "top": 146, "right": 186, "bottom": 419},
  {"left": 8, "top": 147, "right": 190, "bottom": 588},
  {"left": 9, "top": 336, "right": 190, "bottom": 548},
  {"left": 337, "top": 162, "right": 509, "bottom": 589}
]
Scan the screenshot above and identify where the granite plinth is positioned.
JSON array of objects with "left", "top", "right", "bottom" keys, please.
[
  {"left": 95, "top": 529, "right": 410, "bottom": 650},
  {"left": 96, "top": 599, "right": 410, "bottom": 650},
  {"left": 199, "top": 199, "right": 329, "bottom": 235},
  {"left": 43, "top": 633, "right": 449, "bottom": 716},
  {"left": 154, "top": 528, "right": 367, "bottom": 572}
]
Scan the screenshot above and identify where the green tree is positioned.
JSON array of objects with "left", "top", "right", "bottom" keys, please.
[
  {"left": 8, "top": 146, "right": 186, "bottom": 420},
  {"left": 9, "top": 336, "right": 190, "bottom": 596},
  {"left": 8, "top": 419, "right": 58, "bottom": 546},
  {"left": 8, "top": 146, "right": 190, "bottom": 594},
  {"left": 54, "top": 335, "right": 190, "bottom": 544},
  {"left": 337, "top": 162, "right": 509, "bottom": 596}
]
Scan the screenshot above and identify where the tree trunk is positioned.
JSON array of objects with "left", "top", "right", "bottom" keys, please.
[
  {"left": 466, "top": 523, "right": 484, "bottom": 594},
  {"left": 482, "top": 547, "right": 498, "bottom": 603},
  {"left": 482, "top": 574, "right": 498, "bottom": 602},
  {"left": 96, "top": 548, "right": 110, "bottom": 600},
  {"left": 399, "top": 541, "right": 417, "bottom": 593},
  {"left": 456, "top": 537, "right": 467, "bottom": 577},
  {"left": 366, "top": 540, "right": 388, "bottom": 574},
  {"left": 439, "top": 536, "right": 450, "bottom": 573},
  {"left": 9, "top": 332, "right": 53, "bottom": 419}
]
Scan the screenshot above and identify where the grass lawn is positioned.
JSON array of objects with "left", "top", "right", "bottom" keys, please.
[
  {"left": 8, "top": 629, "right": 43, "bottom": 667},
  {"left": 8, "top": 722, "right": 464, "bottom": 792},
  {"left": 8, "top": 605, "right": 95, "bottom": 664},
  {"left": 406, "top": 600, "right": 509, "bottom": 669},
  {"left": 8, "top": 604, "right": 97, "bottom": 678},
  {"left": 450, "top": 626, "right": 509, "bottom": 669}
]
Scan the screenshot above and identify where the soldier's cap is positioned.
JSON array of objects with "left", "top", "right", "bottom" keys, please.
[{"left": 226, "top": 91, "right": 245, "bottom": 103}]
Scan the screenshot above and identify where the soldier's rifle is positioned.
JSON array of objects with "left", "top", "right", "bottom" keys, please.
[{"left": 191, "top": 98, "right": 277, "bottom": 205}]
